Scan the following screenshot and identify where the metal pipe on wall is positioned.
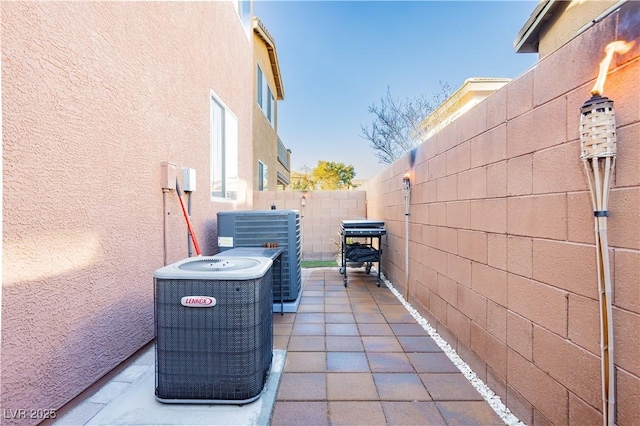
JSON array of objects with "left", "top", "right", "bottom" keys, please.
[
  {"left": 187, "top": 192, "right": 193, "bottom": 257},
  {"left": 162, "top": 189, "right": 170, "bottom": 265}
]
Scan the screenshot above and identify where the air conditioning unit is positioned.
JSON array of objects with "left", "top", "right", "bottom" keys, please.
[
  {"left": 217, "top": 210, "right": 302, "bottom": 305},
  {"left": 154, "top": 256, "right": 273, "bottom": 404}
]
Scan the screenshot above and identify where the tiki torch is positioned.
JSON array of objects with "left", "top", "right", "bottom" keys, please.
[
  {"left": 402, "top": 173, "right": 411, "bottom": 300},
  {"left": 580, "top": 39, "right": 633, "bottom": 426}
]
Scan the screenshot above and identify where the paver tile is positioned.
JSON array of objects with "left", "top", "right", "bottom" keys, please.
[
  {"left": 287, "top": 336, "right": 325, "bottom": 351},
  {"left": 408, "top": 352, "right": 460, "bottom": 373},
  {"left": 297, "top": 304, "right": 325, "bottom": 313},
  {"left": 421, "top": 373, "right": 485, "bottom": 401},
  {"left": 390, "top": 323, "right": 429, "bottom": 336},
  {"left": 373, "top": 373, "right": 432, "bottom": 401},
  {"left": 362, "top": 336, "right": 403, "bottom": 352},
  {"left": 382, "top": 401, "right": 447, "bottom": 425},
  {"left": 292, "top": 323, "right": 325, "bottom": 336},
  {"left": 397, "top": 336, "right": 442, "bottom": 353},
  {"left": 354, "top": 313, "right": 387, "bottom": 323},
  {"left": 327, "top": 373, "right": 379, "bottom": 400},
  {"left": 367, "top": 352, "right": 415, "bottom": 373},
  {"left": 325, "top": 313, "right": 355, "bottom": 324},
  {"left": 327, "top": 352, "right": 369, "bottom": 372},
  {"left": 295, "top": 313, "right": 326, "bottom": 323},
  {"left": 358, "top": 323, "right": 394, "bottom": 336},
  {"left": 325, "top": 336, "right": 364, "bottom": 352},
  {"left": 326, "top": 323, "right": 359, "bottom": 336},
  {"left": 435, "top": 401, "right": 504, "bottom": 425},
  {"left": 324, "top": 304, "right": 353, "bottom": 313},
  {"left": 270, "top": 401, "right": 328, "bottom": 426},
  {"left": 328, "top": 401, "right": 386, "bottom": 426},
  {"left": 276, "top": 373, "right": 327, "bottom": 401},
  {"left": 284, "top": 352, "right": 326, "bottom": 372},
  {"left": 274, "top": 323, "right": 293, "bottom": 336}
]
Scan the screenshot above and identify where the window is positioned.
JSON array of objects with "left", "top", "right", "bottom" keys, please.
[
  {"left": 257, "top": 64, "right": 274, "bottom": 126},
  {"left": 258, "top": 161, "right": 268, "bottom": 191},
  {"left": 232, "top": 0, "right": 251, "bottom": 39},
  {"left": 257, "top": 65, "right": 263, "bottom": 107},
  {"left": 210, "top": 91, "right": 238, "bottom": 200}
]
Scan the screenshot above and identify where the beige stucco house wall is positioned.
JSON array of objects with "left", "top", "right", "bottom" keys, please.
[
  {"left": 253, "top": 17, "right": 289, "bottom": 191},
  {"left": 418, "top": 77, "right": 511, "bottom": 141},
  {"left": 2, "top": 1, "right": 255, "bottom": 421},
  {"left": 515, "top": 0, "right": 622, "bottom": 57}
]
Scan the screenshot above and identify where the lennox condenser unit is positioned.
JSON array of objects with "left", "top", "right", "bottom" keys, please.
[
  {"left": 217, "top": 210, "right": 301, "bottom": 303},
  {"left": 154, "top": 256, "right": 273, "bottom": 404}
]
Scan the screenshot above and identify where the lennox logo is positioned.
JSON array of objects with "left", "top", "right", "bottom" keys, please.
[{"left": 181, "top": 296, "right": 216, "bottom": 308}]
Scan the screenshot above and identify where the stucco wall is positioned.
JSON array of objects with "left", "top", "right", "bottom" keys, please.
[
  {"left": 253, "top": 27, "right": 280, "bottom": 191},
  {"left": 538, "top": 0, "right": 618, "bottom": 58},
  {"left": 2, "top": 2, "right": 254, "bottom": 421},
  {"left": 365, "top": 4, "right": 639, "bottom": 425},
  {"left": 254, "top": 190, "right": 367, "bottom": 260}
]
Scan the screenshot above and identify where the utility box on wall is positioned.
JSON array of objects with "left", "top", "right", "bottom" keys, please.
[
  {"left": 182, "top": 167, "right": 196, "bottom": 192},
  {"left": 160, "top": 161, "right": 177, "bottom": 190}
]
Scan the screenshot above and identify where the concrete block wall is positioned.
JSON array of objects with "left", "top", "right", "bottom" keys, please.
[
  {"left": 364, "top": 4, "right": 639, "bottom": 425},
  {"left": 254, "top": 190, "right": 367, "bottom": 260}
]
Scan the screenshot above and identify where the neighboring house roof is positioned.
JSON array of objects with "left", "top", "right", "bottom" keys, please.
[
  {"left": 417, "top": 77, "right": 511, "bottom": 141},
  {"left": 514, "top": 0, "right": 626, "bottom": 53},
  {"left": 513, "top": 0, "right": 561, "bottom": 53},
  {"left": 253, "top": 17, "right": 285, "bottom": 100}
]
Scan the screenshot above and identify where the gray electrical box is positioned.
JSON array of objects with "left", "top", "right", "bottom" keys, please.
[
  {"left": 182, "top": 167, "right": 196, "bottom": 192},
  {"left": 160, "top": 161, "right": 176, "bottom": 190}
]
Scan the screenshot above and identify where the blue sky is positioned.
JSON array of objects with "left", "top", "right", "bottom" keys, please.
[{"left": 253, "top": 1, "right": 539, "bottom": 179}]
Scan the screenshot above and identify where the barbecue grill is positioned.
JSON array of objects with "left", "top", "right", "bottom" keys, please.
[{"left": 339, "top": 219, "right": 386, "bottom": 287}]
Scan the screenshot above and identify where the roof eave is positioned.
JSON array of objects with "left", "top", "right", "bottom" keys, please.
[
  {"left": 253, "top": 17, "right": 285, "bottom": 100},
  {"left": 513, "top": 0, "right": 559, "bottom": 54}
]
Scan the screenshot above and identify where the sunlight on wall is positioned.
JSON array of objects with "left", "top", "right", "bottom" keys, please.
[{"left": 3, "top": 231, "right": 101, "bottom": 286}]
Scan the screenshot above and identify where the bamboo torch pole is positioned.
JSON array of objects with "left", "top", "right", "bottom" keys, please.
[
  {"left": 402, "top": 173, "right": 411, "bottom": 300},
  {"left": 580, "top": 96, "right": 616, "bottom": 426},
  {"left": 581, "top": 40, "right": 634, "bottom": 425}
]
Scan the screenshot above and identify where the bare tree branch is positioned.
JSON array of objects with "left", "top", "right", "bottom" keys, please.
[{"left": 361, "top": 83, "right": 452, "bottom": 165}]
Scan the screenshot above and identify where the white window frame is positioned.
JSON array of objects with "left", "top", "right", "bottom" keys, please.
[
  {"left": 258, "top": 160, "right": 268, "bottom": 191},
  {"left": 231, "top": 0, "right": 251, "bottom": 39},
  {"left": 257, "top": 64, "right": 275, "bottom": 127},
  {"left": 210, "top": 90, "right": 238, "bottom": 202}
]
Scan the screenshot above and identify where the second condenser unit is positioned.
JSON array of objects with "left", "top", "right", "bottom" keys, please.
[{"left": 217, "top": 209, "right": 302, "bottom": 303}]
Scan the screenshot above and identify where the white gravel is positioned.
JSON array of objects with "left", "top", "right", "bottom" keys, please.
[{"left": 380, "top": 272, "right": 526, "bottom": 426}]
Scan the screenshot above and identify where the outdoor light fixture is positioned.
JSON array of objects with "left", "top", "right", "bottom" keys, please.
[
  {"left": 579, "top": 39, "right": 634, "bottom": 426},
  {"left": 300, "top": 195, "right": 307, "bottom": 220}
]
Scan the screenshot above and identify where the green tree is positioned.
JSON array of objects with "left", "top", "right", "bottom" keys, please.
[
  {"left": 291, "top": 166, "right": 315, "bottom": 191},
  {"left": 313, "top": 161, "right": 356, "bottom": 190},
  {"left": 292, "top": 161, "right": 356, "bottom": 190}
]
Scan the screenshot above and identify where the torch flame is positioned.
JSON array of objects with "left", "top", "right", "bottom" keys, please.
[{"left": 591, "top": 40, "right": 635, "bottom": 96}]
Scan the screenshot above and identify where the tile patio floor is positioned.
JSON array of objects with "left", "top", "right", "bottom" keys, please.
[
  {"left": 52, "top": 266, "right": 508, "bottom": 425},
  {"left": 270, "top": 267, "right": 505, "bottom": 426}
]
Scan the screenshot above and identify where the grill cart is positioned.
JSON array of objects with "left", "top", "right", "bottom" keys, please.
[{"left": 339, "top": 219, "right": 386, "bottom": 287}]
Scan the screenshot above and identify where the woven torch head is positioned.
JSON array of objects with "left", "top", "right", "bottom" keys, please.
[{"left": 580, "top": 95, "right": 617, "bottom": 160}]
